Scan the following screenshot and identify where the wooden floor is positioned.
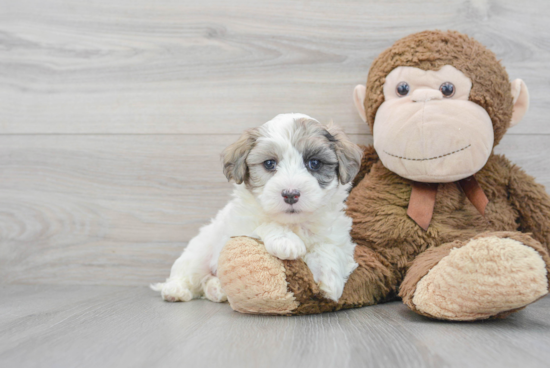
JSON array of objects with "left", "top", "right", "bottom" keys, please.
[
  {"left": 1, "top": 285, "right": 549, "bottom": 368},
  {"left": 2, "top": 0, "right": 550, "bottom": 367}
]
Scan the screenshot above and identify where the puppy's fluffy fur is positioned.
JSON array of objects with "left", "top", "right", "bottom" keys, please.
[{"left": 152, "top": 113, "right": 363, "bottom": 302}]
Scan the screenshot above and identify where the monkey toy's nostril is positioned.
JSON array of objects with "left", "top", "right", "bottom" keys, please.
[{"left": 282, "top": 190, "right": 300, "bottom": 204}]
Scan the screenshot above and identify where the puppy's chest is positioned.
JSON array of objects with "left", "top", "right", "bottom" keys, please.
[{"left": 290, "top": 225, "right": 325, "bottom": 248}]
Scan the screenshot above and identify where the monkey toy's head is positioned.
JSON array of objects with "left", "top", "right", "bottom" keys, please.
[{"left": 353, "top": 30, "right": 530, "bottom": 183}]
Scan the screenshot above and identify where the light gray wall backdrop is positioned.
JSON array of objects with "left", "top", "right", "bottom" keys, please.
[{"left": 1, "top": 0, "right": 549, "bottom": 285}]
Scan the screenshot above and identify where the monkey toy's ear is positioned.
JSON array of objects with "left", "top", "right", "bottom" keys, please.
[
  {"left": 353, "top": 84, "right": 367, "bottom": 123},
  {"left": 510, "top": 79, "right": 530, "bottom": 127}
]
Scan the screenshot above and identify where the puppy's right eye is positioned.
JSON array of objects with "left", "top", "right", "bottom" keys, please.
[
  {"left": 263, "top": 160, "right": 277, "bottom": 171},
  {"left": 307, "top": 159, "right": 322, "bottom": 171}
]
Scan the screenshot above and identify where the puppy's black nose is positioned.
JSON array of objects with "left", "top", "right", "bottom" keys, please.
[{"left": 282, "top": 190, "right": 300, "bottom": 204}]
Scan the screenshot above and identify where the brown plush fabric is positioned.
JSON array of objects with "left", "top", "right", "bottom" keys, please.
[
  {"left": 352, "top": 144, "right": 379, "bottom": 188},
  {"left": 219, "top": 235, "right": 398, "bottom": 316},
  {"left": 218, "top": 30, "right": 550, "bottom": 320},
  {"left": 363, "top": 30, "right": 514, "bottom": 146},
  {"left": 342, "top": 152, "right": 550, "bottom": 312},
  {"left": 400, "top": 231, "right": 550, "bottom": 320},
  {"left": 284, "top": 244, "right": 399, "bottom": 315},
  {"left": 399, "top": 239, "right": 459, "bottom": 313},
  {"left": 217, "top": 236, "right": 299, "bottom": 315},
  {"left": 509, "top": 165, "right": 550, "bottom": 246}
]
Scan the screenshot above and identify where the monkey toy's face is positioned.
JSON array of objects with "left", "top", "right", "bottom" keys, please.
[
  {"left": 372, "top": 65, "right": 493, "bottom": 183},
  {"left": 354, "top": 38, "right": 529, "bottom": 184}
]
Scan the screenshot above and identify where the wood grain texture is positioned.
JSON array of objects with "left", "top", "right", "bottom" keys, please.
[
  {"left": 0, "top": 134, "right": 369, "bottom": 285},
  {"left": 1, "top": 0, "right": 550, "bottom": 286},
  {"left": 1, "top": 0, "right": 550, "bottom": 135},
  {"left": 0, "top": 133, "right": 548, "bottom": 285},
  {"left": 1, "top": 285, "right": 549, "bottom": 368}
]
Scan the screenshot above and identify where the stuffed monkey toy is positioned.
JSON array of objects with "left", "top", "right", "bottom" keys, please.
[{"left": 216, "top": 30, "right": 550, "bottom": 320}]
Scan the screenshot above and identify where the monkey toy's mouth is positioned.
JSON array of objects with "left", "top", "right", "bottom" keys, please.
[{"left": 383, "top": 144, "right": 471, "bottom": 162}]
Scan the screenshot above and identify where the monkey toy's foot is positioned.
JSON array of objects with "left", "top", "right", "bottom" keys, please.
[
  {"left": 216, "top": 236, "right": 383, "bottom": 315},
  {"left": 401, "top": 231, "right": 550, "bottom": 321}
]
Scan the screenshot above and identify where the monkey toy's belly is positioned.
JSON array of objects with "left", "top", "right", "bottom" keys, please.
[{"left": 346, "top": 158, "right": 520, "bottom": 261}]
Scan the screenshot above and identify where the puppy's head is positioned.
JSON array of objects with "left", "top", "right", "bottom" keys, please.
[{"left": 222, "top": 113, "right": 363, "bottom": 222}]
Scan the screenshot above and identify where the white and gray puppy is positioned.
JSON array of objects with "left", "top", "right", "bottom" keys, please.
[{"left": 152, "top": 113, "right": 363, "bottom": 302}]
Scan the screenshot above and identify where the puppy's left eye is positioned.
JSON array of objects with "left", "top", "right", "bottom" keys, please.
[
  {"left": 263, "top": 160, "right": 277, "bottom": 171},
  {"left": 307, "top": 159, "right": 322, "bottom": 171}
]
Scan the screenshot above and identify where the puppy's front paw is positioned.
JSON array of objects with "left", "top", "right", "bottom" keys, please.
[
  {"left": 151, "top": 279, "right": 194, "bottom": 302},
  {"left": 264, "top": 233, "right": 306, "bottom": 260}
]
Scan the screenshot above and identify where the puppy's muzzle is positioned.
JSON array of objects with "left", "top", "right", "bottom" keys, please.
[{"left": 282, "top": 190, "right": 300, "bottom": 204}]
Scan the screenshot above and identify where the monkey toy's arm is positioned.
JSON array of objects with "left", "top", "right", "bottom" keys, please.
[
  {"left": 508, "top": 164, "right": 550, "bottom": 250},
  {"left": 352, "top": 145, "right": 379, "bottom": 188}
]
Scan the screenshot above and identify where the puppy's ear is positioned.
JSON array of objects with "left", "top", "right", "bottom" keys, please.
[
  {"left": 327, "top": 124, "right": 363, "bottom": 184},
  {"left": 221, "top": 128, "right": 258, "bottom": 184}
]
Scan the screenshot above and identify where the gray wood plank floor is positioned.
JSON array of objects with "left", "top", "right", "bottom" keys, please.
[{"left": 1, "top": 285, "right": 549, "bottom": 368}]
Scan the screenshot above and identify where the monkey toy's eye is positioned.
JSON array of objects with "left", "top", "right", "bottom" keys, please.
[
  {"left": 440, "top": 82, "right": 455, "bottom": 98},
  {"left": 263, "top": 160, "right": 277, "bottom": 171},
  {"left": 307, "top": 159, "right": 322, "bottom": 171},
  {"left": 396, "top": 81, "right": 410, "bottom": 97}
]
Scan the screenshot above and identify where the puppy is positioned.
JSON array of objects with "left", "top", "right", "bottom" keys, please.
[{"left": 152, "top": 113, "right": 363, "bottom": 302}]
